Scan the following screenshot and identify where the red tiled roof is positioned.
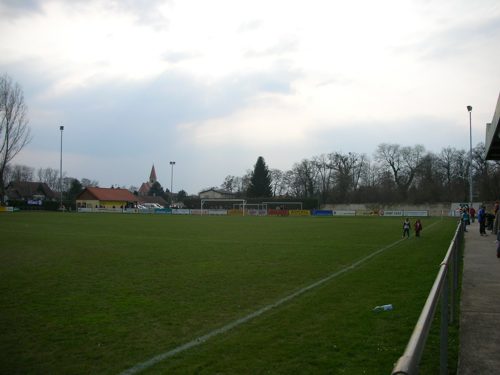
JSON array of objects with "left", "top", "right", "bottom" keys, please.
[{"left": 77, "top": 187, "right": 137, "bottom": 202}]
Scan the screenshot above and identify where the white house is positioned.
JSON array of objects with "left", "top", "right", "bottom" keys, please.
[{"left": 198, "top": 188, "right": 235, "bottom": 199}]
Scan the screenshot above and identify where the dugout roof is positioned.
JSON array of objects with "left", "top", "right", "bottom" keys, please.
[{"left": 485, "top": 92, "right": 500, "bottom": 160}]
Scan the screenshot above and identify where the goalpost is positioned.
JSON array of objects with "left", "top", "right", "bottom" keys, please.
[
  {"left": 233, "top": 203, "right": 267, "bottom": 216},
  {"left": 200, "top": 199, "right": 247, "bottom": 216}
]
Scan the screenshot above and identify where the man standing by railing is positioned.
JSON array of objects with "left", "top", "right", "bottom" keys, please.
[{"left": 478, "top": 205, "right": 487, "bottom": 236}]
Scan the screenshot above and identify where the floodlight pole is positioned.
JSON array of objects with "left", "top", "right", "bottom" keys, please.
[
  {"left": 467, "top": 106, "right": 473, "bottom": 208},
  {"left": 169, "top": 161, "right": 175, "bottom": 204},
  {"left": 59, "top": 125, "right": 64, "bottom": 210}
]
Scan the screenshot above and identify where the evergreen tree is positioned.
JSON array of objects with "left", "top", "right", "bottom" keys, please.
[
  {"left": 67, "top": 178, "right": 83, "bottom": 201},
  {"left": 148, "top": 181, "right": 164, "bottom": 197},
  {"left": 247, "top": 156, "right": 272, "bottom": 197},
  {"left": 177, "top": 189, "right": 187, "bottom": 202}
]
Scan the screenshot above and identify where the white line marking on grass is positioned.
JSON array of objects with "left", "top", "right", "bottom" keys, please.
[{"left": 119, "top": 231, "right": 427, "bottom": 375}]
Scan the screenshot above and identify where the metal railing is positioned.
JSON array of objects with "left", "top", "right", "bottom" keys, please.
[{"left": 392, "top": 221, "right": 463, "bottom": 375}]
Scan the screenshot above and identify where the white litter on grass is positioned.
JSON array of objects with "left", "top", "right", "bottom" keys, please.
[{"left": 119, "top": 237, "right": 408, "bottom": 375}]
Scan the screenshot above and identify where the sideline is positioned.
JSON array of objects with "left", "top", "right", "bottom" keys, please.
[{"left": 119, "top": 220, "right": 442, "bottom": 375}]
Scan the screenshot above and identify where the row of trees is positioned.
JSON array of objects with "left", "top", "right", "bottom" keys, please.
[
  {"left": 5, "top": 164, "right": 99, "bottom": 193},
  {"left": 223, "top": 144, "right": 500, "bottom": 204}
]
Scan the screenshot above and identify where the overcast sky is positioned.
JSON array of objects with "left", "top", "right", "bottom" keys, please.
[{"left": 1, "top": 0, "right": 499, "bottom": 194}]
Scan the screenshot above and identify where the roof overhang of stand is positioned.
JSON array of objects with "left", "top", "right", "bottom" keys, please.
[{"left": 485, "top": 92, "right": 500, "bottom": 160}]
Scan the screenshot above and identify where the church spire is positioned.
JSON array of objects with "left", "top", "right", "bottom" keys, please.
[{"left": 149, "top": 164, "right": 157, "bottom": 184}]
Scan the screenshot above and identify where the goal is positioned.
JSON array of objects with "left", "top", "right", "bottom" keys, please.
[{"left": 200, "top": 199, "right": 247, "bottom": 216}]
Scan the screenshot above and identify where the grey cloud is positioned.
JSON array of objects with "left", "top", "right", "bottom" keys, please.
[
  {"left": 395, "top": 14, "right": 500, "bottom": 61},
  {"left": 22, "top": 61, "right": 300, "bottom": 158},
  {"left": 0, "top": 0, "right": 42, "bottom": 17},
  {"left": 102, "top": 0, "right": 172, "bottom": 30},
  {"left": 0, "top": 0, "right": 171, "bottom": 30},
  {"left": 244, "top": 38, "right": 298, "bottom": 58},
  {"left": 224, "top": 61, "right": 300, "bottom": 97},
  {"left": 163, "top": 51, "right": 201, "bottom": 63}
]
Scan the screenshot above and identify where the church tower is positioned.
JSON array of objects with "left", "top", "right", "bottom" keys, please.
[
  {"left": 138, "top": 164, "right": 158, "bottom": 196},
  {"left": 149, "top": 165, "right": 157, "bottom": 184}
]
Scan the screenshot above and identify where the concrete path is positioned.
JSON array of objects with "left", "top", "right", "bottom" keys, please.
[{"left": 458, "top": 221, "right": 500, "bottom": 374}]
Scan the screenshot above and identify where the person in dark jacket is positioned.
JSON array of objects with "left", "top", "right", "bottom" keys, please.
[
  {"left": 414, "top": 219, "right": 423, "bottom": 237},
  {"left": 470, "top": 206, "right": 476, "bottom": 223},
  {"left": 462, "top": 209, "right": 470, "bottom": 232},
  {"left": 478, "top": 205, "right": 487, "bottom": 236}
]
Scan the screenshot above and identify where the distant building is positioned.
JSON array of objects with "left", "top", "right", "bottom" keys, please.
[
  {"left": 76, "top": 187, "right": 138, "bottom": 209},
  {"left": 198, "top": 188, "right": 235, "bottom": 199},
  {"left": 5, "top": 181, "right": 56, "bottom": 203},
  {"left": 138, "top": 165, "right": 158, "bottom": 196}
]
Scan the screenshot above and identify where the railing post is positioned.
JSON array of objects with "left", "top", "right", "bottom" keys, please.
[
  {"left": 440, "top": 269, "right": 449, "bottom": 375},
  {"left": 455, "top": 226, "right": 460, "bottom": 292},
  {"left": 450, "top": 239, "right": 456, "bottom": 324}
]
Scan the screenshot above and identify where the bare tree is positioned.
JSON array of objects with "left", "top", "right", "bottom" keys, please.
[
  {"left": 330, "top": 152, "right": 366, "bottom": 202},
  {"left": 1, "top": 75, "right": 32, "bottom": 203},
  {"left": 288, "top": 159, "right": 318, "bottom": 198},
  {"left": 221, "top": 175, "right": 237, "bottom": 193},
  {"left": 81, "top": 178, "right": 99, "bottom": 188},
  {"left": 351, "top": 153, "right": 368, "bottom": 191},
  {"left": 438, "top": 147, "right": 458, "bottom": 194},
  {"left": 313, "top": 154, "right": 334, "bottom": 203},
  {"left": 269, "top": 168, "right": 286, "bottom": 197},
  {"left": 374, "top": 143, "right": 425, "bottom": 200},
  {"left": 281, "top": 169, "right": 299, "bottom": 197},
  {"left": 10, "top": 164, "right": 34, "bottom": 183},
  {"left": 410, "top": 152, "right": 442, "bottom": 203},
  {"left": 37, "top": 167, "right": 60, "bottom": 191},
  {"left": 240, "top": 170, "right": 252, "bottom": 194}
]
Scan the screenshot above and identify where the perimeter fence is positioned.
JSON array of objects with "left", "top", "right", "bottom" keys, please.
[
  {"left": 73, "top": 208, "right": 432, "bottom": 217},
  {"left": 392, "top": 220, "right": 463, "bottom": 374}
]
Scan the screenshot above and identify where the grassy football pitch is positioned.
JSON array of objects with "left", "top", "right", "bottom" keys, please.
[{"left": 0, "top": 212, "right": 460, "bottom": 374}]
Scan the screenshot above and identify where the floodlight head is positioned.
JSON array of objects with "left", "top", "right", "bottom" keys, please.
[
  {"left": 60, "top": 125, "right": 64, "bottom": 130},
  {"left": 467, "top": 105, "right": 472, "bottom": 112}
]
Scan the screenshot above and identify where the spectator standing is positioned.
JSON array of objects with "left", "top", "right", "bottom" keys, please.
[
  {"left": 414, "top": 219, "right": 423, "bottom": 237},
  {"left": 402, "top": 218, "right": 411, "bottom": 239},
  {"left": 469, "top": 206, "right": 476, "bottom": 223},
  {"left": 478, "top": 205, "right": 487, "bottom": 236},
  {"left": 462, "top": 209, "right": 470, "bottom": 232}
]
